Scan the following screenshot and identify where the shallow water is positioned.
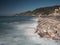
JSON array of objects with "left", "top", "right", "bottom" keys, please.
[{"left": 0, "top": 16, "right": 59, "bottom": 45}]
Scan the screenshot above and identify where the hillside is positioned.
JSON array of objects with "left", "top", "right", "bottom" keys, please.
[{"left": 15, "top": 5, "right": 60, "bottom": 16}]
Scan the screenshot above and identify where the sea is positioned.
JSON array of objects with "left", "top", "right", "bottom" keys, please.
[{"left": 0, "top": 16, "right": 59, "bottom": 45}]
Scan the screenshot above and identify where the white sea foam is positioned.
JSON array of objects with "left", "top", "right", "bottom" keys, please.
[{"left": 0, "top": 17, "right": 59, "bottom": 45}]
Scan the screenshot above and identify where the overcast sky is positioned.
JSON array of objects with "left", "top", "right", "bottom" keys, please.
[{"left": 0, "top": 0, "right": 60, "bottom": 16}]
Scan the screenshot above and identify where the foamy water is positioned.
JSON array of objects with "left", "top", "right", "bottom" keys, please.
[{"left": 0, "top": 16, "right": 59, "bottom": 45}]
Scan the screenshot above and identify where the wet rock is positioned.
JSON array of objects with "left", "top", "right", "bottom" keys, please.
[{"left": 36, "top": 16, "right": 60, "bottom": 40}]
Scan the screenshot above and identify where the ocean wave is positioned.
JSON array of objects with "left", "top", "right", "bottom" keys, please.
[{"left": 0, "top": 17, "right": 59, "bottom": 45}]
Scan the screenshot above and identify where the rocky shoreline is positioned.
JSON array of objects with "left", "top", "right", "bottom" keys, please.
[{"left": 35, "top": 16, "right": 60, "bottom": 40}]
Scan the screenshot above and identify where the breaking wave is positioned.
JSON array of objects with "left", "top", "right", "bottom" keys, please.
[{"left": 0, "top": 16, "right": 59, "bottom": 45}]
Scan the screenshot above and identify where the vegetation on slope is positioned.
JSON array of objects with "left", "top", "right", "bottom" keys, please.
[{"left": 15, "top": 5, "right": 60, "bottom": 16}]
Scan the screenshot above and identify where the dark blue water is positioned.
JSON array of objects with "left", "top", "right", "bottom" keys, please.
[
  {"left": 0, "top": 16, "right": 34, "bottom": 23},
  {"left": 0, "top": 16, "right": 59, "bottom": 45}
]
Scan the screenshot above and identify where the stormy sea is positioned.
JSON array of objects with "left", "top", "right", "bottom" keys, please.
[{"left": 0, "top": 16, "right": 59, "bottom": 45}]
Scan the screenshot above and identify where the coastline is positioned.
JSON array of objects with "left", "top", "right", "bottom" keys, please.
[{"left": 35, "top": 16, "right": 60, "bottom": 40}]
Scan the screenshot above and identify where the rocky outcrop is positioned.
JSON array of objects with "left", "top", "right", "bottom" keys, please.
[{"left": 35, "top": 16, "right": 60, "bottom": 40}]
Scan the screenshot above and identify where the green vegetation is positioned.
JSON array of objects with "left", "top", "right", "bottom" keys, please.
[{"left": 15, "top": 5, "right": 60, "bottom": 16}]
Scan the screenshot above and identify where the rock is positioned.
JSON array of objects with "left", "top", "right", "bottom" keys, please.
[{"left": 36, "top": 16, "right": 60, "bottom": 40}]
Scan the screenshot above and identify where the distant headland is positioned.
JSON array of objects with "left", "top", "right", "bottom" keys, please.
[{"left": 15, "top": 5, "right": 60, "bottom": 16}]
